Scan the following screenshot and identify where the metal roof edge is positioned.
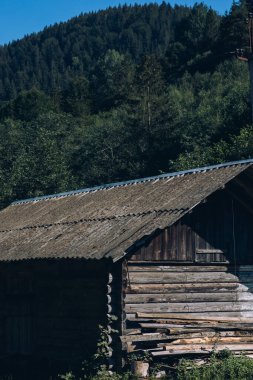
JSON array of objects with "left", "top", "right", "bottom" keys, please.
[{"left": 11, "top": 158, "right": 253, "bottom": 205}]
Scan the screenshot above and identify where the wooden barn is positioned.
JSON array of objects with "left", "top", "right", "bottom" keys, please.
[{"left": 0, "top": 159, "right": 253, "bottom": 377}]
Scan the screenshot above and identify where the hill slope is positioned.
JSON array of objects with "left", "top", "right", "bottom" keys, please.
[
  {"left": 0, "top": 1, "right": 252, "bottom": 208},
  {"left": 0, "top": 2, "right": 220, "bottom": 100}
]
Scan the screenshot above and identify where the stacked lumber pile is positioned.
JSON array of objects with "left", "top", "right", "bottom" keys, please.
[
  {"left": 122, "top": 264, "right": 253, "bottom": 358},
  {"left": 121, "top": 313, "right": 253, "bottom": 358}
]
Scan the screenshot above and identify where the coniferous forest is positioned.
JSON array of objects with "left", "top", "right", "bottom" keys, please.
[{"left": 0, "top": 0, "right": 252, "bottom": 207}]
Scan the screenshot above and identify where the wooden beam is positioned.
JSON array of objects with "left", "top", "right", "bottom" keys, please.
[
  {"left": 136, "top": 313, "right": 253, "bottom": 323},
  {"left": 127, "top": 282, "right": 243, "bottom": 294},
  {"left": 162, "top": 343, "right": 253, "bottom": 352}
]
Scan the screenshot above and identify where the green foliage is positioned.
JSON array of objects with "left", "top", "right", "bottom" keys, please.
[
  {"left": 59, "top": 367, "right": 137, "bottom": 380},
  {"left": 59, "top": 351, "right": 253, "bottom": 380},
  {"left": 218, "top": 0, "right": 248, "bottom": 54},
  {"left": 72, "top": 108, "right": 143, "bottom": 186},
  {"left": 60, "top": 77, "right": 90, "bottom": 117},
  {"left": 59, "top": 373, "right": 76, "bottom": 380},
  {"left": 0, "top": 112, "right": 76, "bottom": 207},
  {"left": 176, "top": 351, "right": 253, "bottom": 380},
  {"left": 127, "top": 351, "right": 152, "bottom": 364},
  {"left": 94, "top": 323, "right": 115, "bottom": 364},
  {"left": 0, "top": 1, "right": 252, "bottom": 207},
  {"left": 0, "top": 3, "right": 191, "bottom": 101},
  {"left": 0, "top": 88, "right": 55, "bottom": 121},
  {"left": 91, "top": 50, "right": 135, "bottom": 111},
  {"left": 59, "top": 319, "right": 125, "bottom": 380},
  {"left": 172, "top": 125, "right": 253, "bottom": 171}
]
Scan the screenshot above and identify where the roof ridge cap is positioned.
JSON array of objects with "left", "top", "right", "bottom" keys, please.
[{"left": 11, "top": 158, "right": 253, "bottom": 205}]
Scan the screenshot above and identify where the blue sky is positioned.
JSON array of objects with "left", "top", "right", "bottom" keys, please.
[{"left": 0, "top": 0, "right": 234, "bottom": 46}]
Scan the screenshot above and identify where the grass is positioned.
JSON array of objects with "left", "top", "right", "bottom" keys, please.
[
  {"left": 59, "top": 351, "right": 253, "bottom": 380},
  {"left": 2, "top": 351, "right": 253, "bottom": 379}
]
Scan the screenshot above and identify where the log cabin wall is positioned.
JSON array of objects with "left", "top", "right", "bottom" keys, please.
[
  {"left": 0, "top": 260, "right": 109, "bottom": 379},
  {"left": 122, "top": 191, "right": 253, "bottom": 357}
]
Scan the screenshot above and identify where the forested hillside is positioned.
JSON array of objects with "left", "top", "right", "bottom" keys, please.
[{"left": 0, "top": 0, "right": 252, "bottom": 207}]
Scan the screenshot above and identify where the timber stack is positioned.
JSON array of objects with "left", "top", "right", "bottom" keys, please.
[{"left": 121, "top": 263, "right": 253, "bottom": 359}]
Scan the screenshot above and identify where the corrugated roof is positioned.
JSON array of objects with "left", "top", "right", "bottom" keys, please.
[{"left": 0, "top": 159, "right": 252, "bottom": 262}]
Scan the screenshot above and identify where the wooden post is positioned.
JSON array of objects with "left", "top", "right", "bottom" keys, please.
[{"left": 249, "top": 57, "right": 253, "bottom": 123}]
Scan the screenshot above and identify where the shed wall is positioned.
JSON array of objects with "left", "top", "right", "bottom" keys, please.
[
  {"left": 130, "top": 191, "right": 253, "bottom": 264},
  {"left": 123, "top": 263, "right": 253, "bottom": 356},
  {"left": 123, "top": 191, "right": 253, "bottom": 356},
  {"left": 0, "top": 260, "right": 108, "bottom": 379}
]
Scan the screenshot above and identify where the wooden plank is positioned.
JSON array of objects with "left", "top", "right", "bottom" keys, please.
[
  {"left": 139, "top": 323, "right": 207, "bottom": 329},
  {"left": 151, "top": 350, "right": 213, "bottom": 357},
  {"left": 136, "top": 313, "right": 253, "bottom": 322},
  {"left": 126, "top": 329, "right": 141, "bottom": 335},
  {"left": 126, "top": 313, "right": 253, "bottom": 322},
  {"left": 121, "top": 333, "right": 169, "bottom": 343},
  {"left": 168, "top": 326, "right": 253, "bottom": 333},
  {"left": 129, "top": 272, "right": 253, "bottom": 284},
  {"left": 170, "top": 336, "right": 253, "bottom": 345},
  {"left": 126, "top": 302, "right": 253, "bottom": 314},
  {"left": 152, "top": 348, "right": 253, "bottom": 357},
  {"left": 122, "top": 331, "right": 253, "bottom": 344},
  {"left": 127, "top": 283, "right": 244, "bottom": 294},
  {"left": 125, "top": 292, "right": 253, "bottom": 303},
  {"left": 139, "top": 323, "right": 216, "bottom": 331},
  {"left": 162, "top": 343, "right": 253, "bottom": 351},
  {"left": 138, "top": 323, "right": 253, "bottom": 331},
  {"left": 170, "top": 331, "right": 253, "bottom": 338},
  {"left": 127, "top": 264, "right": 253, "bottom": 272},
  {"left": 195, "top": 249, "right": 227, "bottom": 254},
  {"left": 128, "top": 265, "right": 230, "bottom": 272}
]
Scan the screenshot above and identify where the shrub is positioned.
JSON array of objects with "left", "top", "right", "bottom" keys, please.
[
  {"left": 176, "top": 351, "right": 253, "bottom": 380},
  {"left": 59, "top": 350, "right": 253, "bottom": 380}
]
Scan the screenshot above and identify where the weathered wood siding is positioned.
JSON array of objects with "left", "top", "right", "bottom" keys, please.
[
  {"left": 130, "top": 191, "right": 253, "bottom": 264},
  {"left": 123, "top": 191, "right": 253, "bottom": 356},
  {"left": 0, "top": 260, "right": 109, "bottom": 378},
  {"left": 122, "top": 263, "right": 253, "bottom": 355},
  {"left": 125, "top": 264, "right": 253, "bottom": 320}
]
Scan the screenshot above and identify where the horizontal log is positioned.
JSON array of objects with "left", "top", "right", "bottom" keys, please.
[
  {"left": 127, "top": 283, "right": 245, "bottom": 294},
  {"left": 128, "top": 266, "right": 229, "bottom": 272},
  {"left": 177, "top": 331, "right": 253, "bottom": 339},
  {"left": 129, "top": 272, "right": 253, "bottom": 284},
  {"left": 139, "top": 323, "right": 217, "bottom": 332},
  {"left": 122, "top": 331, "right": 253, "bottom": 344},
  {"left": 138, "top": 319, "right": 253, "bottom": 327},
  {"left": 195, "top": 249, "right": 227, "bottom": 254},
  {"left": 121, "top": 333, "right": 169, "bottom": 343},
  {"left": 162, "top": 343, "right": 253, "bottom": 351},
  {"left": 167, "top": 326, "right": 253, "bottom": 334},
  {"left": 136, "top": 313, "right": 253, "bottom": 322},
  {"left": 170, "top": 337, "right": 253, "bottom": 345},
  {"left": 138, "top": 324, "right": 253, "bottom": 335},
  {"left": 138, "top": 322, "right": 253, "bottom": 329},
  {"left": 139, "top": 323, "right": 199, "bottom": 329},
  {"left": 124, "top": 311, "right": 247, "bottom": 324},
  {"left": 126, "top": 329, "right": 142, "bottom": 335},
  {"left": 125, "top": 292, "right": 253, "bottom": 303},
  {"left": 128, "top": 265, "right": 253, "bottom": 272},
  {"left": 151, "top": 350, "right": 213, "bottom": 357},
  {"left": 126, "top": 313, "right": 253, "bottom": 322},
  {"left": 126, "top": 302, "right": 253, "bottom": 314},
  {"left": 151, "top": 349, "right": 253, "bottom": 357}
]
